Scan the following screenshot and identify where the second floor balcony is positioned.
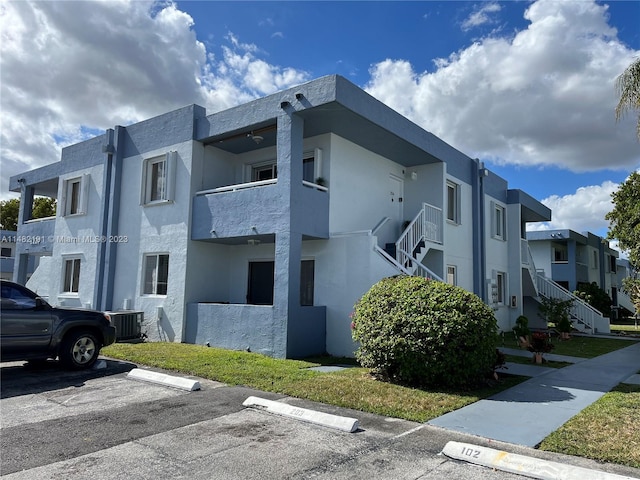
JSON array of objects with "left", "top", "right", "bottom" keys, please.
[
  {"left": 15, "top": 217, "right": 56, "bottom": 255},
  {"left": 192, "top": 179, "right": 329, "bottom": 242}
]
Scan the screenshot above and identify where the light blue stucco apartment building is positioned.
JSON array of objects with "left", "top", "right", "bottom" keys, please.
[
  {"left": 527, "top": 229, "right": 636, "bottom": 326},
  {"left": 12, "top": 74, "right": 592, "bottom": 358}
]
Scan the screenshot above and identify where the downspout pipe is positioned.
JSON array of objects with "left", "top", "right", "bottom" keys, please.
[
  {"left": 94, "top": 127, "right": 122, "bottom": 311},
  {"left": 472, "top": 159, "right": 487, "bottom": 301},
  {"left": 102, "top": 126, "right": 123, "bottom": 311}
]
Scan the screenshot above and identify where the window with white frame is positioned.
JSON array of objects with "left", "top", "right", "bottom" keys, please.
[
  {"left": 141, "top": 152, "right": 176, "bottom": 205},
  {"left": 62, "top": 258, "right": 81, "bottom": 293},
  {"left": 493, "top": 203, "right": 506, "bottom": 240},
  {"left": 446, "top": 265, "right": 457, "bottom": 286},
  {"left": 143, "top": 254, "right": 169, "bottom": 295},
  {"left": 303, "top": 156, "right": 315, "bottom": 183},
  {"left": 496, "top": 271, "right": 506, "bottom": 305},
  {"left": 62, "top": 175, "right": 89, "bottom": 216},
  {"left": 252, "top": 162, "right": 277, "bottom": 181},
  {"left": 446, "top": 181, "right": 460, "bottom": 224}
]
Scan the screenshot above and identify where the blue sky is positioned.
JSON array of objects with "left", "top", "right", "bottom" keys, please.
[{"left": 1, "top": 0, "right": 639, "bottom": 239}]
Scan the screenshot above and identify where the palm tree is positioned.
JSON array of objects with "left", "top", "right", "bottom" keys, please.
[{"left": 615, "top": 57, "right": 640, "bottom": 140}]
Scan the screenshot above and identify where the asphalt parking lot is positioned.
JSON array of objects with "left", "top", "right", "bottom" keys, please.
[{"left": 1, "top": 358, "right": 638, "bottom": 480}]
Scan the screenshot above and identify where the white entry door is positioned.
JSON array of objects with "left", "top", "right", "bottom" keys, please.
[{"left": 389, "top": 174, "right": 404, "bottom": 229}]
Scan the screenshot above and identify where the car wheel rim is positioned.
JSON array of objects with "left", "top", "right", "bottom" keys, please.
[{"left": 72, "top": 337, "right": 96, "bottom": 364}]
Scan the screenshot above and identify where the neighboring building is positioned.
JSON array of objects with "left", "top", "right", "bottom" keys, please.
[
  {"left": 526, "top": 229, "right": 634, "bottom": 331},
  {"left": 0, "top": 229, "right": 38, "bottom": 281},
  {"left": 615, "top": 258, "right": 637, "bottom": 318},
  {"left": 11, "top": 75, "right": 553, "bottom": 358},
  {"left": 1, "top": 230, "right": 17, "bottom": 280}
]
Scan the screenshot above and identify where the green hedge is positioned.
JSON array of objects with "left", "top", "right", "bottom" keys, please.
[{"left": 351, "top": 276, "right": 498, "bottom": 388}]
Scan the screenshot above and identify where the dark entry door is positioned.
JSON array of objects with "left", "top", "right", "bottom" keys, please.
[{"left": 247, "top": 261, "right": 274, "bottom": 305}]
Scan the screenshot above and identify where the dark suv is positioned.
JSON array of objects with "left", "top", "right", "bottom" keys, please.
[{"left": 1, "top": 280, "right": 116, "bottom": 369}]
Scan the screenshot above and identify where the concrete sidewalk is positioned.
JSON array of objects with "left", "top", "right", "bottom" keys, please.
[{"left": 429, "top": 340, "right": 640, "bottom": 447}]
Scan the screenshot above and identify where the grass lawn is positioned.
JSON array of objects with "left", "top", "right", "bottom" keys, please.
[
  {"left": 539, "top": 384, "right": 640, "bottom": 469},
  {"left": 103, "top": 342, "right": 524, "bottom": 423},
  {"left": 610, "top": 323, "right": 640, "bottom": 335},
  {"left": 498, "top": 333, "right": 637, "bottom": 358}
]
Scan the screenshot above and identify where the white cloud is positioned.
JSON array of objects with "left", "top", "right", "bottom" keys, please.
[
  {"left": 527, "top": 181, "right": 618, "bottom": 233},
  {"left": 365, "top": 0, "right": 640, "bottom": 173},
  {"left": 461, "top": 2, "right": 502, "bottom": 31},
  {"left": 0, "top": 0, "right": 308, "bottom": 199}
]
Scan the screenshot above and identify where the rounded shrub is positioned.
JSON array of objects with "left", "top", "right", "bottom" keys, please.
[{"left": 351, "top": 275, "right": 498, "bottom": 388}]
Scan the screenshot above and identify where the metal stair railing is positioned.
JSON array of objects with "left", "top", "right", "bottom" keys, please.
[
  {"left": 374, "top": 245, "right": 412, "bottom": 276},
  {"left": 535, "top": 273, "right": 606, "bottom": 332},
  {"left": 395, "top": 203, "right": 442, "bottom": 276},
  {"left": 397, "top": 248, "right": 443, "bottom": 281},
  {"left": 618, "top": 289, "right": 637, "bottom": 314},
  {"left": 521, "top": 240, "right": 539, "bottom": 296}
]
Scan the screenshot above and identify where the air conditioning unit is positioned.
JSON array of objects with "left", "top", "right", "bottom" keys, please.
[{"left": 106, "top": 311, "right": 143, "bottom": 341}]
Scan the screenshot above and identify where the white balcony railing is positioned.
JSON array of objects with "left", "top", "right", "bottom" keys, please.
[
  {"left": 195, "top": 178, "right": 329, "bottom": 197},
  {"left": 195, "top": 178, "right": 277, "bottom": 196}
]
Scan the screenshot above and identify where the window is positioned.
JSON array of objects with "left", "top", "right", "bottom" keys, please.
[
  {"left": 68, "top": 179, "right": 80, "bottom": 214},
  {"left": 493, "top": 203, "right": 506, "bottom": 240},
  {"left": 252, "top": 162, "right": 277, "bottom": 181},
  {"left": 300, "top": 260, "right": 315, "bottom": 306},
  {"left": 496, "top": 272, "right": 506, "bottom": 305},
  {"left": 63, "top": 258, "right": 81, "bottom": 293},
  {"left": 1, "top": 284, "right": 37, "bottom": 309},
  {"left": 141, "top": 152, "right": 176, "bottom": 205},
  {"left": 143, "top": 254, "right": 169, "bottom": 295},
  {"left": 303, "top": 156, "right": 315, "bottom": 183},
  {"left": 592, "top": 251, "right": 598, "bottom": 269},
  {"left": 62, "top": 175, "right": 89, "bottom": 216},
  {"left": 304, "top": 147, "right": 323, "bottom": 184},
  {"left": 553, "top": 247, "right": 568, "bottom": 263},
  {"left": 446, "top": 181, "right": 459, "bottom": 224},
  {"left": 1, "top": 247, "right": 11, "bottom": 257},
  {"left": 446, "top": 265, "right": 457, "bottom": 286}
]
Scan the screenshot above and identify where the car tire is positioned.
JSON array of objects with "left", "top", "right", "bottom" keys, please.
[{"left": 59, "top": 331, "right": 101, "bottom": 369}]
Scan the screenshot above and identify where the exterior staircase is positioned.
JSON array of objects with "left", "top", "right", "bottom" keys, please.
[
  {"left": 522, "top": 242, "right": 610, "bottom": 333},
  {"left": 535, "top": 273, "right": 609, "bottom": 333},
  {"left": 379, "top": 203, "right": 444, "bottom": 281},
  {"left": 618, "top": 289, "right": 637, "bottom": 316}
]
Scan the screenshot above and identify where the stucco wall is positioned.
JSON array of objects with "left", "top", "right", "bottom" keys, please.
[
  {"left": 444, "top": 176, "right": 474, "bottom": 292},
  {"left": 110, "top": 140, "right": 194, "bottom": 342},
  {"left": 303, "top": 233, "right": 399, "bottom": 357},
  {"left": 47, "top": 164, "right": 105, "bottom": 308},
  {"left": 329, "top": 135, "right": 406, "bottom": 245},
  {"left": 529, "top": 241, "right": 551, "bottom": 277},
  {"left": 484, "top": 195, "right": 511, "bottom": 331}
]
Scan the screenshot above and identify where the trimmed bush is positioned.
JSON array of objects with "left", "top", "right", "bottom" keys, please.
[{"left": 351, "top": 276, "right": 498, "bottom": 388}]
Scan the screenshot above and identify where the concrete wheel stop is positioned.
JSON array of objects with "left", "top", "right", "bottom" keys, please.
[
  {"left": 442, "top": 441, "right": 636, "bottom": 480},
  {"left": 126, "top": 368, "right": 201, "bottom": 391},
  {"left": 242, "top": 396, "right": 359, "bottom": 433}
]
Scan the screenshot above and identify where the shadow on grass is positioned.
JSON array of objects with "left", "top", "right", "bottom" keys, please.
[{"left": 302, "top": 355, "right": 361, "bottom": 367}]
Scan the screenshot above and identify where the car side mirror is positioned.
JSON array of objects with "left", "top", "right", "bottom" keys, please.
[{"left": 35, "top": 297, "right": 50, "bottom": 310}]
